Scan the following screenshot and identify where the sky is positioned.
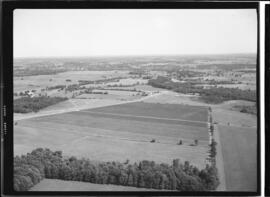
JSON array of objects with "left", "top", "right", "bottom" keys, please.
[{"left": 14, "top": 9, "right": 257, "bottom": 58}]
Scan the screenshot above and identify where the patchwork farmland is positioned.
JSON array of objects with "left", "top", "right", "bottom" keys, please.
[
  {"left": 14, "top": 102, "right": 210, "bottom": 169},
  {"left": 13, "top": 55, "right": 257, "bottom": 191}
]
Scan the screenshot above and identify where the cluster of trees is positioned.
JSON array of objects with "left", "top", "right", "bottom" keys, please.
[
  {"left": 89, "top": 91, "right": 108, "bottom": 95},
  {"left": 128, "top": 71, "right": 151, "bottom": 79},
  {"left": 66, "top": 84, "right": 83, "bottom": 92},
  {"left": 14, "top": 67, "right": 66, "bottom": 77},
  {"left": 208, "top": 140, "right": 217, "bottom": 165},
  {"left": 79, "top": 77, "right": 123, "bottom": 86},
  {"left": 107, "top": 84, "right": 137, "bottom": 88},
  {"left": 200, "top": 87, "right": 256, "bottom": 104},
  {"left": 66, "top": 78, "right": 126, "bottom": 92},
  {"left": 169, "top": 70, "right": 204, "bottom": 79},
  {"left": 14, "top": 148, "right": 219, "bottom": 191},
  {"left": 99, "top": 88, "right": 138, "bottom": 92},
  {"left": 234, "top": 104, "right": 257, "bottom": 115},
  {"left": 196, "top": 63, "right": 256, "bottom": 71},
  {"left": 207, "top": 108, "right": 217, "bottom": 165},
  {"left": 47, "top": 85, "right": 66, "bottom": 90},
  {"left": 14, "top": 90, "right": 40, "bottom": 97},
  {"left": 148, "top": 76, "right": 256, "bottom": 103},
  {"left": 14, "top": 91, "right": 30, "bottom": 97},
  {"left": 14, "top": 96, "right": 68, "bottom": 113},
  {"left": 129, "top": 70, "right": 146, "bottom": 75},
  {"left": 206, "top": 79, "right": 236, "bottom": 85},
  {"left": 78, "top": 80, "right": 95, "bottom": 86}
]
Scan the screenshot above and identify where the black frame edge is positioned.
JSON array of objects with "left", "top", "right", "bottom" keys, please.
[{"left": 2, "top": 1, "right": 261, "bottom": 196}]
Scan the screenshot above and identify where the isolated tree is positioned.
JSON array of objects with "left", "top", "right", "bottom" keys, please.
[{"left": 124, "top": 159, "right": 129, "bottom": 165}]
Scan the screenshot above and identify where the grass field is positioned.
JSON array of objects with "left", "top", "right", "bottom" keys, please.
[
  {"left": 85, "top": 102, "right": 208, "bottom": 122},
  {"left": 76, "top": 93, "right": 141, "bottom": 101},
  {"left": 212, "top": 107, "right": 257, "bottom": 127},
  {"left": 30, "top": 179, "right": 159, "bottom": 191},
  {"left": 218, "top": 125, "right": 257, "bottom": 191},
  {"left": 143, "top": 91, "right": 209, "bottom": 106},
  {"left": 14, "top": 102, "right": 209, "bottom": 169},
  {"left": 14, "top": 70, "right": 129, "bottom": 92}
]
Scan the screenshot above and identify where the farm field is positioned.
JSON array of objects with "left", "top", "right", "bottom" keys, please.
[
  {"left": 76, "top": 93, "right": 142, "bottom": 101},
  {"left": 14, "top": 102, "right": 209, "bottom": 169},
  {"left": 143, "top": 91, "right": 257, "bottom": 127},
  {"left": 14, "top": 70, "right": 129, "bottom": 92},
  {"left": 218, "top": 125, "right": 257, "bottom": 191},
  {"left": 85, "top": 102, "right": 208, "bottom": 122},
  {"left": 13, "top": 55, "right": 258, "bottom": 192},
  {"left": 13, "top": 98, "right": 124, "bottom": 121},
  {"left": 30, "top": 179, "right": 159, "bottom": 191},
  {"left": 212, "top": 107, "right": 257, "bottom": 128},
  {"left": 142, "top": 90, "right": 257, "bottom": 191},
  {"left": 143, "top": 91, "right": 208, "bottom": 106}
]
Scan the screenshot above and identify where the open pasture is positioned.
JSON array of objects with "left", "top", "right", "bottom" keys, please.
[{"left": 14, "top": 102, "right": 209, "bottom": 169}]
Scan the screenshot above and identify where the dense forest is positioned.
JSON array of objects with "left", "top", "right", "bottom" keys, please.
[
  {"left": 14, "top": 96, "right": 68, "bottom": 113},
  {"left": 14, "top": 148, "right": 219, "bottom": 191},
  {"left": 149, "top": 76, "right": 256, "bottom": 103}
]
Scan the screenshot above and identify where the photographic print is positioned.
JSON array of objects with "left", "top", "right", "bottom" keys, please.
[
  {"left": 12, "top": 7, "right": 258, "bottom": 193},
  {"left": 265, "top": 3, "right": 270, "bottom": 196}
]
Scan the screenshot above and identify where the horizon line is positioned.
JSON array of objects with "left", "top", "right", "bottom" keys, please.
[{"left": 14, "top": 53, "right": 257, "bottom": 59}]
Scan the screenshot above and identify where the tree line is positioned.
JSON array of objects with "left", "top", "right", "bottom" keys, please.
[
  {"left": 14, "top": 148, "right": 219, "bottom": 191},
  {"left": 148, "top": 76, "right": 256, "bottom": 103},
  {"left": 14, "top": 96, "right": 68, "bottom": 113}
]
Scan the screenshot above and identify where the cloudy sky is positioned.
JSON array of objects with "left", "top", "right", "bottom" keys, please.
[{"left": 14, "top": 9, "right": 257, "bottom": 58}]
